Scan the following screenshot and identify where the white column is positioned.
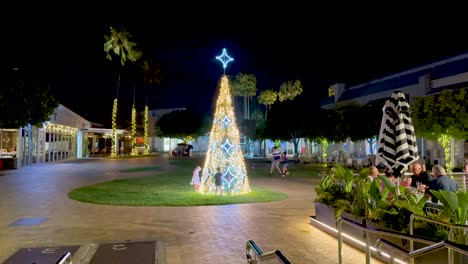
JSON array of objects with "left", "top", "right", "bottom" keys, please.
[
  {"left": 16, "top": 128, "right": 22, "bottom": 169},
  {"left": 27, "top": 124, "right": 33, "bottom": 165},
  {"left": 35, "top": 126, "right": 40, "bottom": 163},
  {"left": 450, "top": 138, "right": 455, "bottom": 170},
  {"left": 114, "top": 132, "right": 119, "bottom": 155},
  {"left": 59, "top": 130, "right": 63, "bottom": 160},
  {"left": 52, "top": 128, "right": 55, "bottom": 162},
  {"left": 47, "top": 128, "right": 51, "bottom": 162},
  {"left": 76, "top": 130, "right": 83, "bottom": 158}
]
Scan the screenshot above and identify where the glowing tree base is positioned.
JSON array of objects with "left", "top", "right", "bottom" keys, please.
[{"left": 199, "top": 75, "right": 251, "bottom": 195}]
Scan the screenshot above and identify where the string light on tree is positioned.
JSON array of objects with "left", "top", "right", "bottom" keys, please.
[
  {"left": 199, "top": 48, "right": 250, "bottom": 195},
  {"left": 111, "top": 98, "right": 118, "bottom": 157},
  {"left": 144, "top": 105, "right": 149, "bottom": 154},
  {"left": 131, "top": 104, "right": 138, "bottom": 156}
]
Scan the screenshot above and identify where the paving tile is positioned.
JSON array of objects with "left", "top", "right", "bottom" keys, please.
[{"left": 0, "top": 156, "right": 383, "bottom": 263}]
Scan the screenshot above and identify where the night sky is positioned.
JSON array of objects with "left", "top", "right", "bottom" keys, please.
[{"left": 3, "top": 8, "right": 468, "bottom": 127}]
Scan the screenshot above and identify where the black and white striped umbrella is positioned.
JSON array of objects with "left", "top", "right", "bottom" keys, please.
[{"left": 375, "top": 91, "right": 419, "bottom": 177}]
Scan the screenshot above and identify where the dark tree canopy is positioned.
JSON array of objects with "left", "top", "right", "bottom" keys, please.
[
  {"left": 0, "top": 68, "right": 58, "bottom": 128},
  {"left": 333, "top": 102, "right": 383, "bottom": 142},
  {"left": 156, "top": 109, "right": 208, "bottom": 139}
]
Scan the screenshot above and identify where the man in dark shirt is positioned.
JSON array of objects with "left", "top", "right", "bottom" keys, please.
[
  {"left": 429, "top": 165, "right": 458, "bottom": 203},
  {"left": 410, "top": 162, "right": 433, "bottom": 188},
  {"left": 215, "top": 167, "right": 222, "bottom": 196}
]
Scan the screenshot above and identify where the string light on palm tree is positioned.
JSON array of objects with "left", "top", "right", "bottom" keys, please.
[
  {"left": 144, "top": 100, "right": 149, "bottom": 155},
  {"left": 131, "top": 86, "right": 138, "bottom": 156},
  {"left": 104, "top": 26, "right": 142, "bottom": 157},
  {"left": 199, "top": 48, "right": 250, "bottom": 195}
]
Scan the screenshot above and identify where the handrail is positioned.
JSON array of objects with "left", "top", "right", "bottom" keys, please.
[
  {"left": 246, "top": 240, "right": 292, "bottom": 264},
  {"left": 56, "top": 251, "right": 72, "bottom": 264},
  {"left": 410, "top": 214, "right": 468, "bottom": 264},
  {"left": 337, "top": 216, "right": 439, "bottom": 264},
  {"left": 376, "top": 238, "right": 468, "bottom": 264}
]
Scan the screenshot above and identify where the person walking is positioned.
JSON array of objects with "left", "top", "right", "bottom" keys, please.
[{"left": 270, "top": 147, "right": 282, "bottom": 176}]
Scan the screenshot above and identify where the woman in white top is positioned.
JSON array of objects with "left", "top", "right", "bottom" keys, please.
[{"left": 191, "top": 166, "right": 202, "bottom": 191}]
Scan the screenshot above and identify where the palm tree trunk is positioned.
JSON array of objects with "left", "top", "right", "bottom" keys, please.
[
  {"left": 247, "top": 96, "right": 250, "bottom": 120},
  {"left": 243, "top": 96, "right": 247, "bottom": 119}
]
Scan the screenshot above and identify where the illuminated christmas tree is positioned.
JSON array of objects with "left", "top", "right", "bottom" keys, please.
[{"left": 199, "top": 49, "right": 251, "bottom": 195}]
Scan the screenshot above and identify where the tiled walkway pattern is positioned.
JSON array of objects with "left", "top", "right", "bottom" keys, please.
[{"left": 0, "top": 156, "right": 382, "bottom": 263}]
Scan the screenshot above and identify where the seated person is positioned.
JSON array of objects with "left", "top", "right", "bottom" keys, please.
[
  {"left": 410, "top": 162, "right": 433, "bottom": 189},
  {"left": 428, "top": 165, "right": 458, "bottom": 203},
  {"left": 368, "top": 166, "right": 379, "bottom": 182}
]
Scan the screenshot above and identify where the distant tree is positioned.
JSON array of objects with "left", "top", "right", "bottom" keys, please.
[
  {"left": 257, "top": 89, "right": 277, "bottom": 119},
  {"left": 104, "top": 25, "right": 142, "bottom": 156},
  {"left": 262, "top": 101, "right": 307, "bottom": 154},
  {"left": 0, "top": 68, "right": 58, "bottom": 128},
  {"left": 332, "top": 103, "right": 382, "bottom": 154},
  {"left": 250, "top": 110, "right": 265, "bottom": 131},
  {"left": 232, "top": 73, "right": 257, "bottom": 120},
  {"left": 278, "top": 80, "right": 303, "bottom": 102},
  {"left": 140, "top": 58, "right": 161, "bottom": 155},
  {"left": 412, "top": 89, "right": 468, "bottom": 170},
  {"left": 104, "top": 26, "right": 142, "bottom": 66},
  {"left": 156, "top": 110, "right": 207, "bottom": 140},
  {"left": 141, "top": 59, "right": 161, "bottom": 87}
]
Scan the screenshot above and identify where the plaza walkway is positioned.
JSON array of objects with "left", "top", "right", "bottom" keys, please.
[{"left": 0, "top": 155, "right": 382, "bottom": 263}]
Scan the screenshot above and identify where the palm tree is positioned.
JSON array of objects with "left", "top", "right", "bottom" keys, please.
[
  {"left": 278, "top": 80, "right": 303, "bottom": 102},
  {"left": 232, "top": 73, "right": 257, "bottom": 120},
  {"left": 258, "top": 89, "right": 278, "bottom": 120},
  {"left": 104, "top": 26, "right": 142, "bottom": 156},
  {"left": 141, "top": 59, "right": 161, "bottom": 154}
]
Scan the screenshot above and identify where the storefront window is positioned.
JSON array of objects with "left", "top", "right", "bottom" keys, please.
[{"left": 0, "top": 129, "right": 18, "bottom": 158}]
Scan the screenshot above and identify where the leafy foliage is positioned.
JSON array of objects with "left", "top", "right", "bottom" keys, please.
[
  {"left": 430, "top": 190, "right": 468, "bottom": 243},
  {"left": 278, "top": 80, "right": 303, "bottom": 102},
  {"left": 330, "top": 102, "right": 383, "bottom": 142},
  {"left": 104, "top": 26, "right": 142, "bottom": 66},
  {"left": 258, "top": 89, "right": 277, "bottom": 108},
  {"left": 412, "top": 89, "right": 468, "bottom": 141},
  {"left": 232, "top": 73, "right": 257, "bottom": 97},
  {"left": 315, "top": 165, "right": 427, "bottom": 232},
  {"left": 0, "top": 70, "right": 58, "bottom": 128},
  {"left": 156, "top": 110, "right": 208, "bottom": 139}
]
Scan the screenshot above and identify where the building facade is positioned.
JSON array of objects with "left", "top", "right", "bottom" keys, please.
[
  {"left": 0, "top": 104, "right": 91, "bottom": 169},
  {"left": 320, "top": 52, "right": 468, "bottom": 168}
]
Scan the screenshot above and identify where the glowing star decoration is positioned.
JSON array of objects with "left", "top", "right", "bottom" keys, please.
[
  {"left": 221, "top": 139, "right": 234, "bottom": 155},
  {"left": 221, "top": 116, "right": 231, "bottom": 127},
  {"left": 221, "top": 167, "right": 239, "bottom": 188},
  {"left": 216, "top": 48, "right": 234, "bottom": 73},
  {"left": 199, "top": 75, "right": 251, "bottom": 195}
]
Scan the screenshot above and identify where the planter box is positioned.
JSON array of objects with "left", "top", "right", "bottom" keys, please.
[
  {"left": 314, "top": 202, "right": 337, "bottom": 229},
  {"left": 366, "top": 220, "right": 404, "bottom": 249},
  {"left": 340, "top": 211, "right": 366, "bottom": 241},
  {"left": 0, "top": 158, "right": 17, "bottom": 170}
]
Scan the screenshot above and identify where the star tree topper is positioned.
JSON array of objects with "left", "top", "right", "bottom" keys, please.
[{"left": 216, "top": 48, "right": 234, "bottom": 73}]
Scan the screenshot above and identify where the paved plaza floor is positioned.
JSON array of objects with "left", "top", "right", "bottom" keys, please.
[{"left": 0, "top": 155, "right": 382, "bottom": 263}]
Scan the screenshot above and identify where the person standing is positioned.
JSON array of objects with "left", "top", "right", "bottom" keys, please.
[
  {"left": 190, "top": 166, "right": 201, "bottom": 191},
  {"left": 270, "top": 147, "right": 282, "bottom": 176},
  {"left": 214, "top": 167, "right": 223, "bottom": 196}
]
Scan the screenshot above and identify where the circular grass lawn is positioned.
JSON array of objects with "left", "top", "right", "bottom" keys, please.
[{"left": 68, "top": 165, "right": 288, "bottom": 206}]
